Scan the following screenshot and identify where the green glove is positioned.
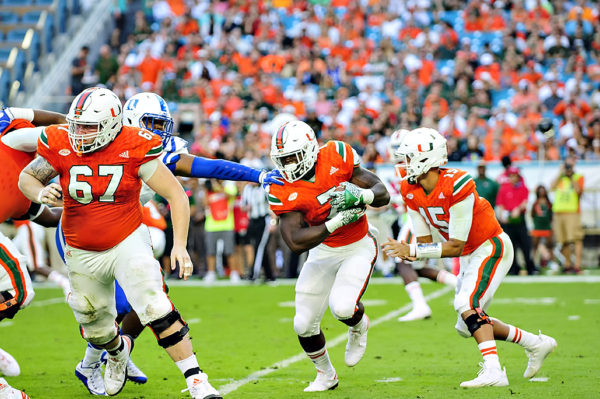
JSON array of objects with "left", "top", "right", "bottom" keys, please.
[{"left": 328, "top": 182, "right": 374, "bottom": 211}]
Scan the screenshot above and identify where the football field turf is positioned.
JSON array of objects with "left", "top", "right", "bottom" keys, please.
[{"left": 2, "top": 276, "right": 599, "bottom": 398}]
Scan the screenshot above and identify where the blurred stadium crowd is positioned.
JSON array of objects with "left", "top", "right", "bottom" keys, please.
[{"left": 69, "top": 0, "right": 600, "bottom": 166}]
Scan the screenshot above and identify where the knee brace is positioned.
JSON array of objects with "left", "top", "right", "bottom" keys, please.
[
  {"left": 148, "top": 309, "right": 189, "bottom": 348},
  {"left": 463, "top": 310, "right": 493, "bottom": 335}
]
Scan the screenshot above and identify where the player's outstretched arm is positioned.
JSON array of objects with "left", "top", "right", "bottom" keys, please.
[
  {"left": 142, "top": 159, "right": 193, "bottom": 280},
  {"left": 1, "top": 107, "right": 65, "bottom": 132},
  {"left": 18, "top": 156, "right": 62, "bottom": 206},
  {"left": 173, "top": 153, "right": 282, "bottom": 186}
]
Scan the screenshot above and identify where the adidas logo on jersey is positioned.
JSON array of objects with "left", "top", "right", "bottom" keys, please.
[
  {"left": 439, "top": 192, "right": 445, "bottom": 199},
  {"left": 330, "top": 166, "right": 339, "bottom": 175},
  {"left": 119, "top": 151, "right": 129, "bottom": 158}
]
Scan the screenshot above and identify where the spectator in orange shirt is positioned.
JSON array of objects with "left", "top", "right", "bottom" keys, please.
[
  {"left": 176, "top": 11, "right": 200, "bottom": 36},
  {"left": 423, "top": 82, "right": 448, "bottom": 120},
  {"left": 553, "top": 95, "right": 592, "bottom": 120},
  {"left": 138, "top": 49, "right": 163, "bottom": 89},
  {"left": 464, "top": 8, "right": 484, "bottom": 32}
]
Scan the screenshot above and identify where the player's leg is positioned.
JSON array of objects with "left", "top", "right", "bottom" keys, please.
[
  {"left": 0, "top": 233, "right": 35, "bottom": 377},
  {"left": 112, "top": 282, "right": 148, "bottom": 385},
  {"left": 115, "top": 226, "right": 221, "bottom": 398},
  {"left": 330, "top": 232, "right": 377, "bottom": 367},
  {"left": 454, "top": 233, "right": 513, "bottom": 388},
  {"left": 395, "top": 223, "right": 432, "bottom": 321},
  {"left": 66, "top": 246, "right": 119, "bottom": 396},
  {"left": 294, "top": 246, "right": 339, "bottom": 392}
]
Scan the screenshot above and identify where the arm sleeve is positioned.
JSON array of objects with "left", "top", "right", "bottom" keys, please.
[
  {"left": 1, "top": 126, "right": 44, "bottom": 152},
  {"left": 449, "top": 193, "right": 475, "bottom": 241},
  {"left": 139, "top": 159, "right": 159, "bottom": 181},
  {"left": 190, "top": 157, "right": 262, "bottom": 182},
  {"left": 407, "top": 207, "right": 431, "bottom": 237}
]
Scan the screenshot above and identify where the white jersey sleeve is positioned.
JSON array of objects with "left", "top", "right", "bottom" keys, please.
[{"left": 160, "top": 136, "right": 189, "bottom": 170}]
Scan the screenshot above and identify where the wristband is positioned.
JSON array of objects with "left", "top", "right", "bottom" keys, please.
[
  {"left": 415, "top": 242, "right": 443, "bottom": 258},
  {"left": 8, "top": 107, "right": 34, "bottom": 122},
  {"left": 361, "top": 189, "right": 375, "bottom": 205}
]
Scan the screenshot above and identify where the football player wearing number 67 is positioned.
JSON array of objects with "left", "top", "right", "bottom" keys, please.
[
  {"left": 381, "top": 127, "right": 557, "bottom": 388},
  {"left": 18, "top": 87, "right": 222, "bottom": 399},
  {"left": 268, "top": 120, "right": 390, "bottom": 392}
]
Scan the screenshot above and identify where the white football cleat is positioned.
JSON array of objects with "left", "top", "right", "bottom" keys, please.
[
  {"left": 126, "top": 359, "right": 147, "bottom": 384},
  {"left": 75, "top": 360, "right": 106, "bottom": 396},
  {"left": 184, "top": 373, "right": 222, "bottom": 399},
  {"left": 523, "top": 332, "right": 557, "bottom": 378},
  {"left": 304, "top": 370, "right": 339, "bottom": 392},
  {"left": 0, "top": 348, "right": 20, "bottom": 377},
  {"left": 104, "top": 337, "right": 130, "bottom": 396},
  {"left": 345, "top": 315, "right": 369, "bottom": 367},
  {"left": 460, "top": 362, "right": 509, "bottom": 388},
  {"left": 0, "top": 378, "right": 29, "bottom": 398},
  {"left": 397, "top": 304, "right": 432, "bottom": 322}
]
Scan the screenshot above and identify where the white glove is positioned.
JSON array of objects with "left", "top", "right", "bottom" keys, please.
[
  {"left": 325, "top": 207, "right": 366, "bottom": 233},
  {"left": 328, "top": 181, "right": 374, "bottom": 211}
]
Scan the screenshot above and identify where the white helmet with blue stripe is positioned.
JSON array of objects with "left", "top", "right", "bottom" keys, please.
[{"left": 123, "top": 92, "right": 174, "bottom": 145}]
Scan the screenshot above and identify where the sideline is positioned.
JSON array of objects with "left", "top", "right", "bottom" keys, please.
[{"left": 31, "top": 274, "right": 600, "bottom": 290}]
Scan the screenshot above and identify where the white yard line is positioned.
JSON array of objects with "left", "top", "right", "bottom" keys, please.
[{"left": 218, "top": 285, "right": 453, "bottom": 395}]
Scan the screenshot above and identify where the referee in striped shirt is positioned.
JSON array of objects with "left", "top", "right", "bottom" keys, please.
[{"left": 241, "top": 182, "right": 275, "bottom": 281}]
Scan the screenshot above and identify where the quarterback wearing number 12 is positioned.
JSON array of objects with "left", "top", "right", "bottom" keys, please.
[
  {"left": 18, "top": 88, "right": 221, "bottom": 399},
  {"left": 382, "top": 127, "right": 557, "bottom": 388},
  {"left": 268, "top": 120, "right": 390, "bottom": 392}
]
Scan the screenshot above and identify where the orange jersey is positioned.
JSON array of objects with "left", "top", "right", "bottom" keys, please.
[
  {"left": 0, "top": 119, "right": 36, "bottom": 222},
  {"left": 142, "top": 201, "right": 167, "bottom": 230},
  {"left": 37, "top": 125, "right": 163, "bottom": 251},
  {"left": 400, "top": 168, "right": 502, "bottom": 255},
  {"left": 268, "top": 141, "right": 368, "bottom": 247}
]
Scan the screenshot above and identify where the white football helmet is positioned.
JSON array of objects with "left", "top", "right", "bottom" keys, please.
[
  {"left": 396, "top": 127, "right": 448, "bottom": 183},
  {"left": 66, "top": 87, "right": 123, "bottom": 154},
  {"left": 123, "top": 92, "right": 174, "bottom": 145},
  {"left": 270, "top": 120, "right": 318, "bottom": 183},
  {"left": 388, "top": 129, "right": 410, "bottom": 163}
]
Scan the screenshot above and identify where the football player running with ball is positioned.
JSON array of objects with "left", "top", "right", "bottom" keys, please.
[
  {"left": 268, "top": 121, "right": 390, "bottom": 392},
  {"left": 18, "top": 88, "right": 222, "bottom": 399},
  {"left": 382, "top": 128, "right": 557, "bottom": 388}
]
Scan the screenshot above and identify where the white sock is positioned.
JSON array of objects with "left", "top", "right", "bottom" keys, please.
[
  {"left": 405, "top": 281, "right": 427, "bottom": 308},
  {"left": 48, "top": 270, "right": 70, "bottom": 290},
  {"left": 306, "top": 347, "right": 335, "bottom": 376},
  {"left": 436, "top": 269, "right": 457, "bottom": 288},
  {"left": 176, "top": 355, "right": 203, "bottom": 386},
  {"left": 478, "top": 340, "right": 501, "bottom": 368},
  {"left": 505, "top": 325, "right": 538, "bottom": 349},
  {"left": 82, "top": 343, "right": 104, "bottom": 367}
]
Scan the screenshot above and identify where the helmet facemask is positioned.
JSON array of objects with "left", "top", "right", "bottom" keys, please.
[
  {"left": 397, "top": 128, "right": 447, "bottom": 184},
  {"left": 67, "top": 115, "right": 120, "bottom": 154},
  {"left": 140, "top": 113, "right": 174, "bottom": 145}
]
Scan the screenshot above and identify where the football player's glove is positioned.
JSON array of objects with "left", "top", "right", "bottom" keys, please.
[
  {"left": 328, "top": 182, "right": 374, "bottom": 211},
  {"left": 259, "top": 169, "right": 284, "bottom": 189},
  {"left": 324, "top": 206, "right": 366, "bottom": 233}
]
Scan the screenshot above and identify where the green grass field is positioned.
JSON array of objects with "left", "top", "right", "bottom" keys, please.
[{"left": 2, "top": 277, "right": 599, "bottom": 399}]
